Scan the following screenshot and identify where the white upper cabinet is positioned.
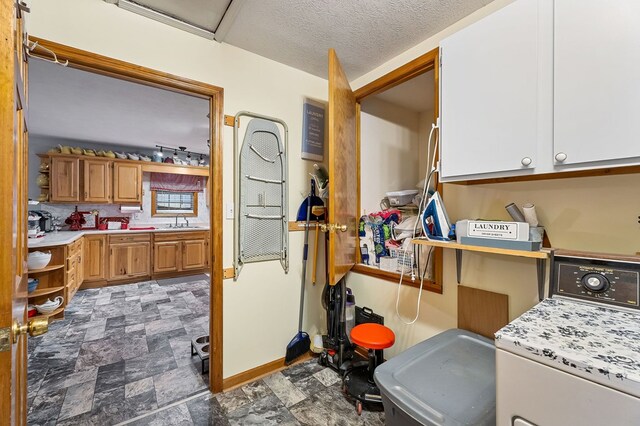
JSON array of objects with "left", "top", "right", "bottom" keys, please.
[
  {"left": 553, "top": 0, "right": 640, "bottom": 167},
  {"left": 439, "top": 0, "right": 551, "bottom": 181}
]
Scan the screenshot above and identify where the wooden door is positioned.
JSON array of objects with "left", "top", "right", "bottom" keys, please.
[
  {"left": 1, "top": 3, "right": 40, "bottom": 423},
  {"left": 109, "top": 244, "right": 131, "bottom": 280},
  {"left": 83, "top": 159, "right": 111, "bottom": 202},
  {"left": 113, "top": 163, "right": 142, "bottom": 203},
  {"left": 128, "top": 242, "right": 150, "bottom": 277},
  {"left": 553, "top": 0, "right": 640, "bottom": 166},
  {"left": 83, "top": 236, "right": 106, "bottom": 281},
  {"left": 327, "top": 49, "right": 358, "bottom": 285},
  {"left": 154, "top": 241, "right": 180, "bottom": 273},
  {"left": 182, "top": 240, "right": 206, "bottom": 270},
  {"left": 50, "top": 157, "right": 79, "bottom": 202}
]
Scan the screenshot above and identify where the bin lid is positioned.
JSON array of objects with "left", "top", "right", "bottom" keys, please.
[{"left": 374, "top": 329, "right": 496, "bottom": 426}]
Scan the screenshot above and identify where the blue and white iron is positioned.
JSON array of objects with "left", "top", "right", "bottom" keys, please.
[{"left": 421, "top": 192, "right": 453, "bottom": 241}]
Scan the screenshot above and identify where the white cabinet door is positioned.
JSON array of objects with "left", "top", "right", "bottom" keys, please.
[
  {"left": 440, "top": 0, "right": 547, "bottom": 180},
  {"left": 554, "top": 0, "right": 640, "bottom": 167}
]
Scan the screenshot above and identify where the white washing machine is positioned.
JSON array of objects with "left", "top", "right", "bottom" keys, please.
[{"left": 495, "top": 250, "right": 640, "bottom": 426}]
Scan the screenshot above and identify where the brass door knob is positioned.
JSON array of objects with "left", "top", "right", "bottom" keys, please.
[
  {"left": 12, "top": 318, "right": 48, "bottom": 343},
  {"left": 320, "top": 223, "right": 348, "bottom": 233}
]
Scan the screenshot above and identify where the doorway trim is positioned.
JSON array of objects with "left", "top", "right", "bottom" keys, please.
[{"left": 28, "top": 37, "right": 225, "bottom": 392}]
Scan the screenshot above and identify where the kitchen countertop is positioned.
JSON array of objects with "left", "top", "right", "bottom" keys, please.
[
  {"left": 28, "top": 226, "right": 210, "bottom": 248},
  {"left": 495, "top": 298, "right": 640, "bottom": 398}
]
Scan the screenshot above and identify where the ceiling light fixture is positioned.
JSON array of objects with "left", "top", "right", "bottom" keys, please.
[{"left": 104, "top": 0, "right": 215, "bottom": 40}]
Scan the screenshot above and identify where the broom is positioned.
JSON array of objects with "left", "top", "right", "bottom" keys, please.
[{"left": 285, "top": 183, "right": 313, "bottom": 364}]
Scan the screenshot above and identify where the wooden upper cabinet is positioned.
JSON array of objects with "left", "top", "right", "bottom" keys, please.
[
  {"left": 50, "top": 157, "right": 79, "bottom": 202},
  {"left": 113, "top": 163, "right": 142, "bottom": 203},
  {"left": 84, "top": 235, "right": 107, "bottom": 282},
  {"left": 83, "top": 160, "right": 111, "bottom": 203},
  {"left": 182, "top": 239, "right": 206, "bottom": 270}
]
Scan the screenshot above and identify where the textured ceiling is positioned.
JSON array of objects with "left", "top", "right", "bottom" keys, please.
[
  {"left": 130, "top": 0, "right": 231, "bottom": 32},
  {"left": 29, "top": 58, "right": 210, "bottom": 153},
  {"left": 221, "top": 0, "right": 494, "bottom": 79},
  {"left": 374, "top": 70, "right": 435, "bottom": 113}
]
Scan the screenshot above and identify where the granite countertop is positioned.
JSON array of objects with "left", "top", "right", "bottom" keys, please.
[
  {"left": 28, "top": 226, "right": 210, "bottom": 248},
  {"left": 495, "top": 298, "right": 640, "bottom": 398}
]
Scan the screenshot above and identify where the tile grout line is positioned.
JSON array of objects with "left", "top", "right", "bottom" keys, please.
[{"left": 115, "top": 389, "right": 212, "bottom": 425}]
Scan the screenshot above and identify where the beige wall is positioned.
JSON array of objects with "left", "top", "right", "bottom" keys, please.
[
  {"left": 347, "top": 0, "right": 640, "bottom": 359},
  {"left": 27, "top": 0, "right": 328, "bottom": 378},
  {"left": 360, "top": 97, "right": 421, "bottom": 214}
]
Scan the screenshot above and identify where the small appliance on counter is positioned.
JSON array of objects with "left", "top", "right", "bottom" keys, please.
[{"left": 27, "top": 211, "right": 45, "bottom": 238}]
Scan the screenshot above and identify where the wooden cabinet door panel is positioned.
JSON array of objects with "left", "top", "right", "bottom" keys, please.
[
  {"left": 83, "top": 160, "right": 111, "bottom": 202},
  {"left": 113, "top": 163, "right": 142, "bottom": 203},
  {"left": 154, "top": 242, "right": 180, "bottom": 273},
  {"left": 327, "top": 49, "right": 358, "bottom": 285},
  {"left": 129, "top": 242, "right": 150, "bottom": 277},
  {"left": 182, "top": 240, "right": 206, "bottom": 270},
  {"left": 84, "top": 236, "right": 106, "bottom": 281},
  {"left": 51, "top": 157, "right": 79, "bottom": 202},
  {"left": 109, "top": 244, "right": 130, "bottom": 280}
]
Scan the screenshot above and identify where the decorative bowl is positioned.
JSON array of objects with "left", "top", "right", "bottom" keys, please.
[
  {"left": 139, "top": 155, "right": 151, "bottom": 162},
  {"left": 104, "top": 151, "right": 116, "bottom": 158},
  {"left": 71, "top": 147, "right": 83, "bottom": 155},
  {"left": 28, "top": 278, "right": 39, "bottom": 293},
  {"left": 127, "top": 153, "right": 140, "bottom": 160},
  {"left": 58, "top": 145, "right": 71, "bottom": 154},
  {"left": 114, "top": 151, "right": 127, "bottom": 159},
  {"left": 35, "top": 296, "right": 64, "bottom": 314},
  {"left": 27, "top": 251, "right": 52, "bottom": 270},
  {"left": 83, "top": 149, "right": 96, "bottom": 156}
]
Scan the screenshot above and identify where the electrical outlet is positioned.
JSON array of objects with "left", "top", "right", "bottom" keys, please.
[{"left": 226, "top": 203, "right": 234, "bottom": 220}]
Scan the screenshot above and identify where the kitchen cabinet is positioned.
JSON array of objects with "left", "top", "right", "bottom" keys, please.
[
  {"left": 83, "top": 160, "right": 111, "bottom": 202},
  {"left": 113, "top": 163, "right": 142, "bottom": 203},
  {"left": 50, "top": 157, "right": 80, "bottom": 202},
  {"left": 83, "top": 235, "right": 107, "bottom": 282},
  {"left": 153, "top": 241, "right": 180, "bottom": 273},
  {"left": 182, "top": 239, "right": 206, "bottom": 270},
  {"left": 108, "top": 234, "right": 150, "bottom": 280},
  {"left": 553, "top": 0, "right": 640, "bottom": 168},
  {"left": 439, "top": 0, "right": 551, "bottom": 181},
  {"left": 153, "top": 231, "right": 208, "bottom": 274},
  {"left": 66, "top": 238, "right": 83, "bottom": 302}
]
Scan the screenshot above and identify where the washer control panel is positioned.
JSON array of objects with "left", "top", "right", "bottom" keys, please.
[{"left": 553, "top": 254, "right": 640, "bottom": 310}]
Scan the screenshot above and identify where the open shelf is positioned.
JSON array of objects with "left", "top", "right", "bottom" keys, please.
[
  {"left": 411, "top": 239, "right": 550, "bottom": 259},
  {"left": 412, "top": 238, "right": 550, "bottom": 301},
  {"left": 33, "top": 305, "right": 64, "bottom": 320},
  {"left": 28, "top": 264, "right": 64, "bottom": 274},
  {"left": 28, "top": 286, "right": 64, "bottom": 298}
]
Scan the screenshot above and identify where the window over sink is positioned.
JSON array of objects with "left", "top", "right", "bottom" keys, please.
[{"left": 151, "top": 190, "right": 198, "bottom": 217}]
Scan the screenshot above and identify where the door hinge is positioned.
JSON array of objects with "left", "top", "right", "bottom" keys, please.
[
  {"left": 439, "top": 48, "right": 443, "bottom": 67},
  {"left": 0, "top": 327, "right": 11, "bottom": 352}
]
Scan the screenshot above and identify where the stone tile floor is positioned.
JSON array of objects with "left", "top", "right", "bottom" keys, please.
[
  {"left": 27, "top": 274, "right": 385, "bottom": 425},
  {"left": 125, "top": 359, "right": 384, "bottom": 426},
  {"left": 27, "top": 275, "right": 211, "bottom": 425}
]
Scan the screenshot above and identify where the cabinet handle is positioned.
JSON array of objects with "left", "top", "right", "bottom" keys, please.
[
  {"left": 555, "top": 152, "right": 567, "bottom": 163},
  {"left": 521, "top": 157, "right": 532, "bottom": 167}
]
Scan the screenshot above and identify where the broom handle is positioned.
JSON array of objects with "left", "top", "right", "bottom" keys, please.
[
  {"left": 299, "top": 192, "right": 312, "bottom": 332},
  {"left": 312, "top": 223, "right": 320, "bottom": 285}
]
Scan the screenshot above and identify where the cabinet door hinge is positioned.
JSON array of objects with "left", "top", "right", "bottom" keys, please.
[{"left": 0, "top": 327, "right": 11, "bottom": 352}]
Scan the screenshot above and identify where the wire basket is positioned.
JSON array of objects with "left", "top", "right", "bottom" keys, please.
[{"left": 389, "top": 247, "right": 414, "bottom": 274}]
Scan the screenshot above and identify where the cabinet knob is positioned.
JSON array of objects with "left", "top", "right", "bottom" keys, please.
[
  {"left": 555, "top": 152, "right": 567, "bottom": 163},
  {"left": 521, "top": 157, "right": 532, "bottom": 167}
]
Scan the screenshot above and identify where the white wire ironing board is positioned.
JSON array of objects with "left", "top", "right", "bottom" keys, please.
[{"left": 233, "top": 111, "right": 289, "bottom": 280}]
